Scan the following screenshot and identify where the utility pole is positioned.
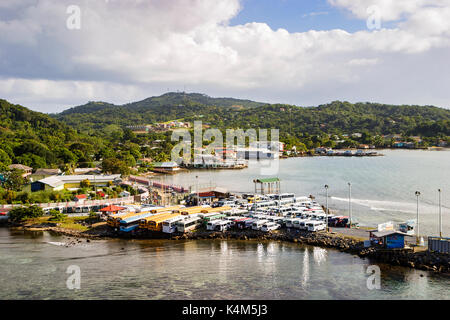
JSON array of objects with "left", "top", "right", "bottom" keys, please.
[
  {"left": 438, "top": 189, "right": 442, "bottom": 238},
  {"left": 348, "top": 182, "right": 352, "bottom": 228},
  {"left": 325, "top": 185, "right": 329, "bottom": 232},
  {"left": 196, "top": 175, "right": 199, "bottom": 206},
  {"left": 415, "top": 191, "right": 421, "bottom": 245}
]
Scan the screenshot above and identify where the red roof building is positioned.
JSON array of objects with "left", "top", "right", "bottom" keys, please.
[{"left": 100, "top": 205, "right": 126, "bottom": 213}]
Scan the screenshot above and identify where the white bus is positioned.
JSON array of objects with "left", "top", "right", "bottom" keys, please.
[
  {"left": 252, "top": 219, "right": 269, "bottom": 230},
  {"left": 284, "top": 218, "right": 296, "bottom": 228},
  {"left": 267, "top": 216, "right": 285, "bottom": 225},
  {"left": 214, "top": 220, "right": 231, "bottom": 232},
  {"left": 273, "top": 207, "right": 293, "bottom": 216},
  {"left": 307, "top": 221, "right": 326, "bottom": 232},
  {"left": 176, "top": 217, "right": 202, "bottom": 233},
  {"left": 261, "top": 222, "right": 280, "bottom": 232},
  {"left": 162, "top": 216, "right": 187, "bottom": 233},
  {"left": 207, "top": 220, "right": 220, "bottom": 231},
  {"left": 250, "top": 201, "right": 276, "bottom": 212},
  {"left": 292, "top": 218, "right": 309, "bottom": 230},
  {"left": 274, "top": 193, "right": 295, "bottom": 201}
]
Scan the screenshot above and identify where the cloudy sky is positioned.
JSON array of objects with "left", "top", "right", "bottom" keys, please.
[{"left": 1, "top": 0, "right": 450, "bottom": 113}]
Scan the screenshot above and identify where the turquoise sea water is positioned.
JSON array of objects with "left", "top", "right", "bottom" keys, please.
[{"left": 161, "top": 149, "right": 450, "bottom": 236}]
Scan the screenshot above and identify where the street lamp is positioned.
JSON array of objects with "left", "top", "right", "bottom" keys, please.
[
  {"left": 438, "top": 189, "right": 442, "bottom": 238},
  {"left": 324, "top": 185, "right": 329, "bottom": 232},
  {"left": 196, "top": 175, "right": 199, "bottom": 205},
  {"left": 348, "top": 182, "right": 352, "bottom": 229},
  {"left": 415, "top": 191, "right": 421, "bottom": 245}
]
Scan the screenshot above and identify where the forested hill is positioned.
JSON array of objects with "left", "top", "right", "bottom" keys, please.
[
  {"left": 0, "top": 99, "right": 108, "bottom": 169},
  {"left": 58, "top": 92, "right": 265, "bottom": 116},
  {"left": 54, "top": 93, "right": 450, "bottom": 138}
]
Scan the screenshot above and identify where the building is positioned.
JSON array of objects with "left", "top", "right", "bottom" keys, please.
[
  {"left": 249, "top": 141, "right": 285, "bottom": 152},
  {"left": 8, "top": 164, "right": 32, "bottom": 177},
  {"left": 31, "top": 174, "right": 121, "bottom": 192},
  {"left": 73, "top": 168, "right": 102, "bottom": 175},
  {"left": 152, "top": 162, "right": 180, "bottom": 172},
  {"left": 236, "top": 147, "right": 277, "bottom": 160},
  {"left": 34, "top": 168, "right": 62, "bottom": 176},
  {"left": 214, "top": 148, "right": 237, "bottom": 160},
  {"left": 369, "top": 230, "right": 408, "bottom": 249},
  {"left": 253, "top": 177, "right": 281, "bottom": 195},
  {"left": 74, "top": 194, "right": 87, "bottom": 202}
]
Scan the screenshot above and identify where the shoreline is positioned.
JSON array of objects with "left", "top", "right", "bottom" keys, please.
[{"left": 8, "top": 223, "right": 449, "bottom": 274}]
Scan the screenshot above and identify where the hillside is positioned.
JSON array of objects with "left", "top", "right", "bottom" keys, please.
[
  {"left": 54, "top": 93, "right": 450, "bottom": 140},
  {"left": 0, "top": 99, "right": 109, "bottom": 170}
]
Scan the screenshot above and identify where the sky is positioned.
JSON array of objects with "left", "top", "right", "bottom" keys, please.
[{"left": 0, "top": 0, "right": 450, "bottom": 113}]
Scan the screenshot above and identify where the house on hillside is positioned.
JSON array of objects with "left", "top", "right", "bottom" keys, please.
[
  {"left": 8, "top": 164, "right": 32, "bottom": 177},
  {"left": 34, "top": 168, "right": 61, "bottom": 177}
]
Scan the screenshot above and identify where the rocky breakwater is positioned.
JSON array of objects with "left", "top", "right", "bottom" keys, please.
[
  {"left": 171, "top": 229, "right": 449, "bottom": 273},
  {"left": 358, "top": 247, "right": 450, "bottom": 273},
  {"left": 171, "top": 229, "right": 364, "bottom": 254}
]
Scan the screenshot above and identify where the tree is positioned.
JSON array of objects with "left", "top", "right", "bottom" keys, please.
[
  {"left": 102, "top": 158, "right": 130, "bottom": 176},
  {"left": 0, "top": 149, "right": 12, "bottom": 167},
  {"left": 9, "top": 206, "right": 44, "bottom": 222},
  {"left": 48, "top": 209, "right": 67, "bottom": 222},
  {"left": 2, "top": 169, "right": 27, "bottom": 191},
  {"left": 80, "top": 179, "right": 91, "bottom": 189}
]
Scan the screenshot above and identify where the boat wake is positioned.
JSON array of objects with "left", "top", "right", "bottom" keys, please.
[
  {"left": 331, "top": 197, "right": 418, "bottom": 214},
  {"left": 46, "top": 241, "right": 67, "bottom": 246}
]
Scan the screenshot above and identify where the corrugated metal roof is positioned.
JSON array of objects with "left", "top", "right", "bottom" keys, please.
[
  {"left": 372, "top": 230, "right": 408, "bottom": 238},
  {"left": 253, "top": 178, "right": 280, "bottom": 183}
]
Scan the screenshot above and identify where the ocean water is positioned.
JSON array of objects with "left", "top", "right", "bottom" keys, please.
[
  {"left": 0, "top": 229, "right": 448, "bottom": 300},
  {"left": 161, "top": 149, "right": 450, "bottom": 236}
]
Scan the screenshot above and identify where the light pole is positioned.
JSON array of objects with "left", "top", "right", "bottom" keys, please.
[
  {"left": 415, "top": 191, "right": 420, "bottom": 245},
  {"left": 325, "top": 185, "right": 329, "bottom": 232},
  {"left": 438, "top": 189, "right": 442, "bottom": 238},
  {"left": 196, "top": 175, "right": 199, "bottom": 206},
  {"left": 348, "top": 182, "right": 352, "bottom": 229}
]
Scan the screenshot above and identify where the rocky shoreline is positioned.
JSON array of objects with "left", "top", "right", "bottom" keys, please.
[{"left": 9, "top": 223, "right": 450, "bottom": 274}]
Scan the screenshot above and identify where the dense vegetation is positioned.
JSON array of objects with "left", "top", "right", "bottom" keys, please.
[
  {"left": 54, "top": 93, "right": 450, "bottom": 150},
  {"left": 1, "top": 93, "right": 449, "bottom": 176},
  {"left": 0, "top": 99, "right": 109, "bottom": 170}
]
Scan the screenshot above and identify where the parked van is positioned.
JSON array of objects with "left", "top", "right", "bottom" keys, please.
[
  {"left": 214, "top": 220, "right": 231, "bottom": 232},
  {"left": 261, "top": 222, "right": 280, "bottom": 232},
  {"left": 307, "top": 221, "right": 326, "bottom": 232},
  {"left": 252, "top": 219, "right": 269, "bottom": 230}
]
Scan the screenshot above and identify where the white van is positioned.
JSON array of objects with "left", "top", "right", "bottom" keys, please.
[
  {"left": 306, "top": 221, "right": 326, "bottom": 232},
  {"left": 214, "top": 220, "right": 231, "bottom": 232},
  {"left": 293, "top": 218, "right": 309, "bottom": 230},
  {"left": 261, "top": 222, "right": 280, "bottom": 232},
  {"left": 252, "top": 219, "right": 269, "bottom": 230},
  {"left": 207, "top": 220, "right": 220, "bottom": 231}
]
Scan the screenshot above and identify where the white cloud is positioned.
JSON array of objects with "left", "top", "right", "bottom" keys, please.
[{"left": 0, "top": 0, "right": 449, "bottom": 112}]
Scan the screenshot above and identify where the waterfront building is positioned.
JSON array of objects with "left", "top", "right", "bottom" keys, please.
[
  {"left": 152, "top": 162, "right": 180, "bottom": 172},
  {"left": 236, "top": 147, "right": 277, "bottom": 160},
  {"left": 369, "top": 230, "right": 408, "bottom": 249},
  {"left": 31, "top": 174, "right": 121, "bottom": 192}
]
